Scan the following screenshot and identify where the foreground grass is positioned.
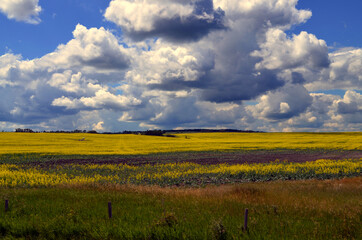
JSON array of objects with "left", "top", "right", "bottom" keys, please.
[
  {"left": 0, "top": 177, "right": 361, "bottom": 239},
  {"left": 0, "top": 132, "right": 360, "bottom": 155}
]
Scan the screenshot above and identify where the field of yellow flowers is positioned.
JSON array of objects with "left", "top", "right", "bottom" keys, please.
[
  {"left": 0, "top": 132, "right": 360, "bottom": 155},
  {"left": 1, "top": 159, "right": 360, "bottom": 187},
  {"left": 0, "top": 132, "right": 361, "bottom": 187}
]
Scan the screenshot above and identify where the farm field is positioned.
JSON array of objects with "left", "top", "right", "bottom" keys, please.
[
  {"left": 0, "top": 132, "right": 361, "bottom": 239},
  {"left": 0, "top": 132, "right": 361, "bottom": 155}
]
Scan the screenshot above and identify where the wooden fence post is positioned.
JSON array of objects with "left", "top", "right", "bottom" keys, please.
[
  {"left": 244, "top": 208, "right": 248, "bottom": 232},
  {"left": 108, "top": 202, "right": 112, "bottom": 219},
  {"left": 5, "top": 199, "right": 9, "bottom": 212}
]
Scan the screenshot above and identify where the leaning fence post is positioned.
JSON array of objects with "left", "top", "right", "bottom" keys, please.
[
  {"left": 243, "top": 208, "right": 248, "bottom": 232},
  {"left": 108, "top": 202, "right": 112, "bottom": 219},
  {"left": 5, "top": 199, "right": 9, "bottom": 212}
]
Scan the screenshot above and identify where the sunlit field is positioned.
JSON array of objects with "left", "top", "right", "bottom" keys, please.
[
  {"left": 0, "top": 132, "right": 361, "bottom": 239},
  {"left": 1, "top": 159, "right": 361, "bottom": 187},
  {"left": 0, "top": 132, "right": 361, "bottom": 155}
]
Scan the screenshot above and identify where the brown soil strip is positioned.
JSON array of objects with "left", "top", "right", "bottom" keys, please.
[{"left": 27, "top": 150, "right": 361, "bottom": 167}]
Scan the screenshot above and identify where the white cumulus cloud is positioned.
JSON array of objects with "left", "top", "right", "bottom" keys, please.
[
  {"left": 0, "top": 0, "right": 41, "bottom": 24},
  {"left": 39, "top": 24, "right": 132, "bottom": 72},
  {"left": 105, "top": 0, "right": 226, "bottom": 42},
  {"left": 252, "top": 29, "right": 330, "bottom": 70}
]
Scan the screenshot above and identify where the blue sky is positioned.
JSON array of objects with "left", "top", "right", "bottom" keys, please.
[
  {"left": 294, "top": 0, "right": 362, "bottom": 49},
  {"left": 0, "top": 0, "right": 361, "bottom": 132},
  {"left": 1, "top": 0, "right": 114, "bottom": 59}
]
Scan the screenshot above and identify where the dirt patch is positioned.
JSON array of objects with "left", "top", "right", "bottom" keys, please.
[{"left": 27, "top": 150, "right": 361, "bottom": 167}]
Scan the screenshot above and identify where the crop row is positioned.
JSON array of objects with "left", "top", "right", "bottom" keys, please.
[{"left": 1, "top": 159, "right": 361, "bottom": 187}]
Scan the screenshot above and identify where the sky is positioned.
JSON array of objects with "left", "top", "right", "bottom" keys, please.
[{"left": 0, "top": 0, "right": 361, "bottom": 132}]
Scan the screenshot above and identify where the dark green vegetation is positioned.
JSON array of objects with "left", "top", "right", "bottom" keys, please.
[{"left": 0, "top": 177, "right": 361, "bottom": 239}]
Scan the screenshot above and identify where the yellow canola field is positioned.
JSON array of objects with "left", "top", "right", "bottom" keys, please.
[
  {"left": 0, "top": 159, "right": 360, "bottom": 187},
  {"left": 0, "top": 132, "right": 361, "bottom": 155}
]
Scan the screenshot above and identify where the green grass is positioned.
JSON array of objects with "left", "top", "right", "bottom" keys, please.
[{"left": 0, "top": 177, "right": 361, "bottom": 239}]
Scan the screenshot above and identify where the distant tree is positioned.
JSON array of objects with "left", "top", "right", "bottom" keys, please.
[
  {"left": 15, "top": 128, "right": 34, "bottom": 133},
  {"left": 143, "top": 130, "right": 164, "bottom": 136}
]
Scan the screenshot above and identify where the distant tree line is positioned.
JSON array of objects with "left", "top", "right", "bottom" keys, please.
[
  {"left": 163, "top": 129, "right": 262, "bottom": 133},
  {"left": 14, "top": 128, "right": 98, "bottom": 134},
  {"left": 15, "top": 128, "right": 34, "bottom": 133},
  {"left": 14, "top": 128, "right": 263, "bottom": 135},
  {"left": 114, "top": 129, "right": 263, "bottom": 136}
]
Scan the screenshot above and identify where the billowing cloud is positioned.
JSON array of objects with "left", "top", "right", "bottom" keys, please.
[
  {"left": 121, "top": 0, "right": 313, "bottom": 104},
  {"left": 52, "top": 89, "right": 141, "bottom": 111},
  {"left": 92, "top": 121, "right": 104, "bottom": 131},
  {"left": 248, "top": 84, "right": 313, "bottom": 120},
  {"left": 304, "top": 48, "right": 362, "bottom": 91},
  {"left": 48, "top": 71, "right": 101, "bottom": 94},
  {"left": 40, "top": 24, "right": 132, "bottom": 72},
  {"left": 333, "top": 90, "right": 362, "bottom": 124},
  {"left": 0, "top": 0, "right": 41, "bottom": 24},
  {"left": 214, "top": 0, "right": 311, "bottom": 26},
  {"left": 0, "top": 0, "right": 361, "bottom": 132},
  {"left": 252, "top": 29, "right": 330, "bottom": 70},
  {"left": 105, "top": 0, "right": 226, "bottom": 42},
  {"left": 257, "top": 90, "right": 362, "bottom": 132},
  {"left": 0, "top": 24, "right": 137, "bottom": 127}
]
